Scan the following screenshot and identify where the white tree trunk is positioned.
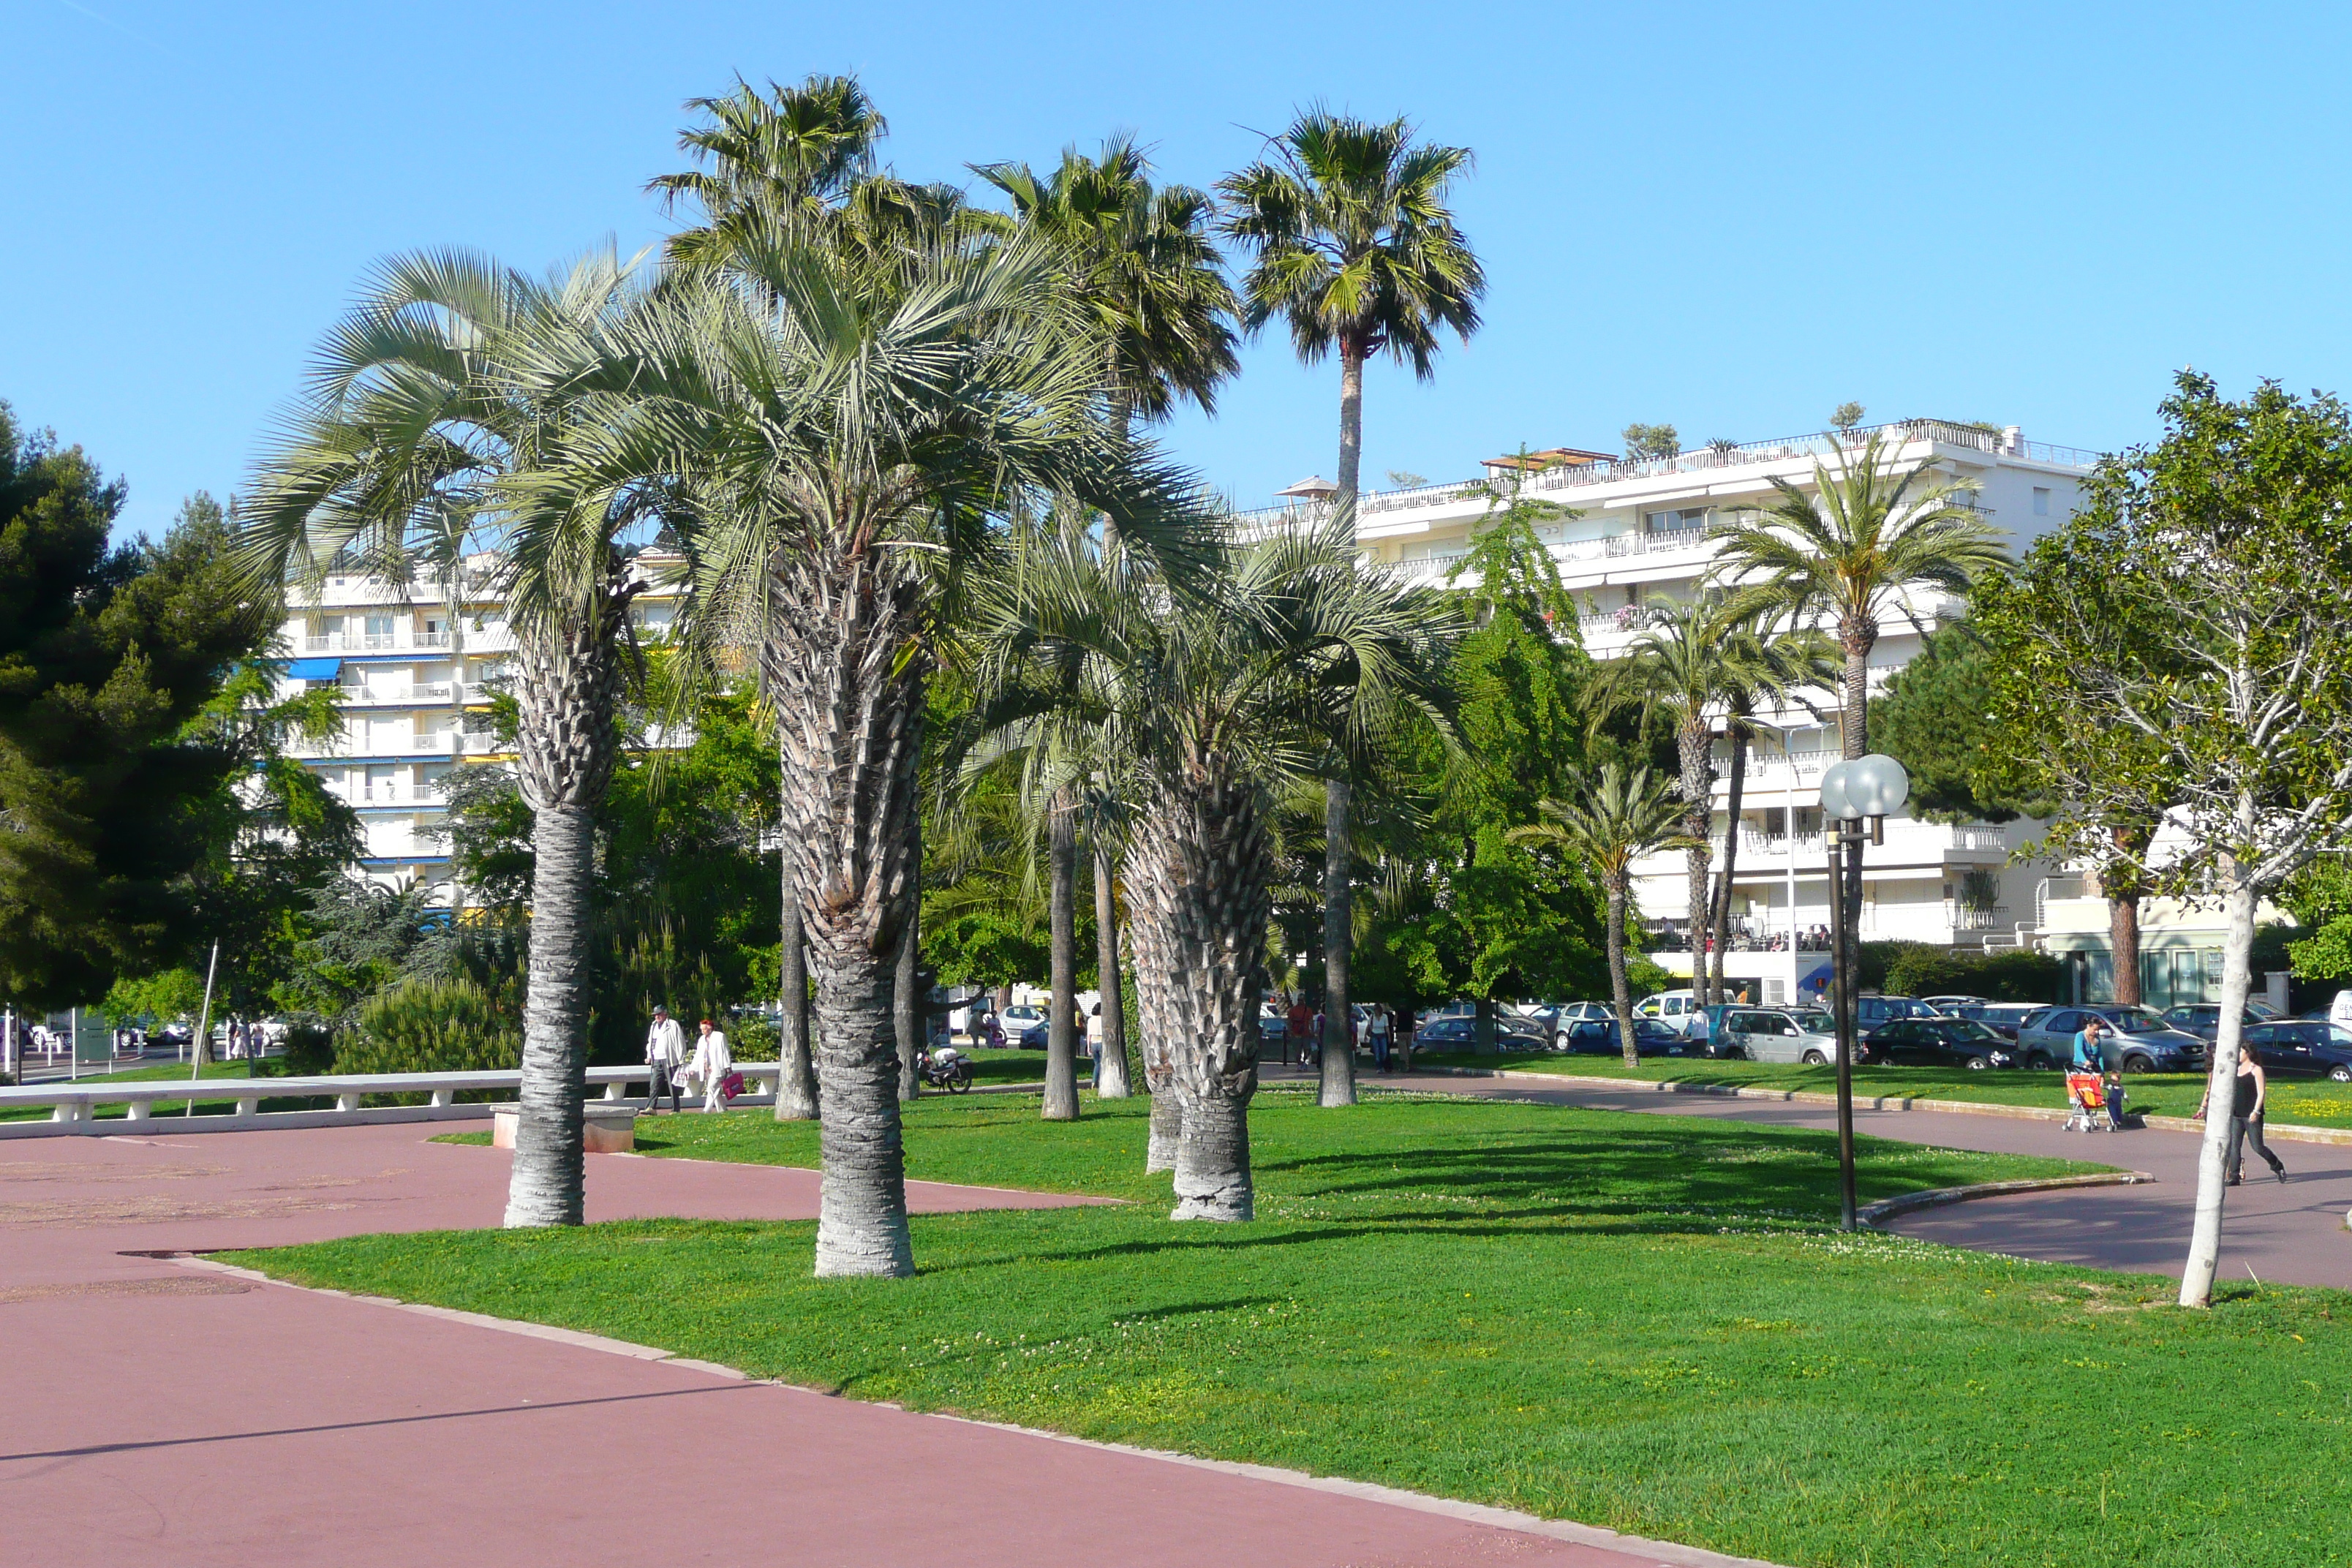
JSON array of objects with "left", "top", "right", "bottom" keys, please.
[
  {"left": 1093, "top": 844, "right": 1133, "bottom": 1098},
  {"left": 1319, "top": 774, "right": 1358, "bottom": 1107},
  {"left": 2179, "top": 852, "right": 2257, "bottom": 1308}
]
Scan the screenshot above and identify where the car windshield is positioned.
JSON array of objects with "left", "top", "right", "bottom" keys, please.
[
  {"left": 1788, "top": 1011, "right": 1833, "bottom": 1033},
  {"left": 2103, "top": 1009, "right": 2171, "bottom": 1034},
  {"left": 1926, "top": 1021, "right": 1999, "bottom": 1043}
]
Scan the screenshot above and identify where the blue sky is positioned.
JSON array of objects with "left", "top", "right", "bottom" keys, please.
[{"left": 8, "top": 1, "right": 2350, "bottom": 540}]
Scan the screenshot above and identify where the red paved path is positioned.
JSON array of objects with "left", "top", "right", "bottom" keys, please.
[
  {"left": 1368, "top": 1068, "right": 2352, "bottom": 1291},
  {"left": 0, "top": 1122, "right": 1756, "bottom": 1568}
]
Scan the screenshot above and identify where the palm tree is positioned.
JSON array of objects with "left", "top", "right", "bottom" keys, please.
[
  {"left": 570, "top": 233, "right": 1210, "bottom": 1275},
  {"left": 1587, "top": 600, "right": 1751, "bottom": 1006},
  {"left": 1705, "top": 619, "right": 1839, "bottom": 1002},
  {"left": 1221, "top": 109, "right": 1484, "bottom": 1107},
  {"left": 970, "top": 516, "right": 1457, "bottom": 1215},
  {"left": 1708, "top": 431, "right": 2004, "bottom": 930},
  {"left": 973, "top": 138, "right": 1238, "bottom": 1106},
  {"left": 647, "top": 74, "right": 884, "bottom": 263},
  {"left": 1509, "top": 766, "right": 1692, "bottom": 1066},
  {"left": 241, "top": 249, "right": 654, "bottom": 1228}
]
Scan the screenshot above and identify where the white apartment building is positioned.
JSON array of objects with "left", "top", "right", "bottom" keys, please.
[
  {"left": 1243, "top": 418, "right": 2100, "bottom": 1005},
  {"left": 273, "top": 554, "right": 683, "bottom": 904}
]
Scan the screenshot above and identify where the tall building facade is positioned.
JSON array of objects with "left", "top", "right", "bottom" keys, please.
[
  {"left": 272, "top": 554, "right": 683, "bottom": 905},
  {"left": 1242, "top": 418, "right": 2099, "bottom": 1003}
]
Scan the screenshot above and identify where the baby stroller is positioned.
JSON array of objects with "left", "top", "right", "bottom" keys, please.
[{"left": 2064, "top": 1072, "right": 2119, "bottom": 1132}]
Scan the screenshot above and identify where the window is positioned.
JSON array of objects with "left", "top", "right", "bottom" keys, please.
[
  {"left": 2032, "top": 487, "right": 2051, "bottom": 517},
  {"left": 1643, "top": 506, "right": 1709, "bottom": 535}
]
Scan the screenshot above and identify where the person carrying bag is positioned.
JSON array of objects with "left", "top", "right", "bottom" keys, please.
[{"left": 644, "top": 1006, "right": 685, "bottom": 1114}]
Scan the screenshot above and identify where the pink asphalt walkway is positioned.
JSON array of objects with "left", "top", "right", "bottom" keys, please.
[
  {"left": 0, "top": 1122, "right": 1753, "bottom": 1568},
  {"left": 1371, "top": 1068, "right": 2352, "bottom": 1292}
]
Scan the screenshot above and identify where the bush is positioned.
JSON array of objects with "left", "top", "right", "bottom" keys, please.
[
  {"left": 333, "top": 979, "right": 520, "bottom": 1075},
  {"left": 728, "top": 1011, "right": 780, "bottom": 1063},
  {"left": 278, "top": 1021, "right": 336, "bottom": 1075},
  {"left": 1881, "top": 946, "right": 2066, "bottom": 1003}
]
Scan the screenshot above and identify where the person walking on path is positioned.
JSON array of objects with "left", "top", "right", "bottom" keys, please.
[
  {"left": 2198, "top": 1047, "right": 2288, "bottom": 1185},
  {"left": 690, "top": 1017, "right": 734, "bottom": 1114},
  {"left": 644, "top": 1005, "right": 685, "bottom": 1114},
  {"left": 1085, "top": 1003, "right": 1105, "bottom": 1090},
  {"left": 1369, "top": 1004, "right": 1392, "bottom": 1071}
]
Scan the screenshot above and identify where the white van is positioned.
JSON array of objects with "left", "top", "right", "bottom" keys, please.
[{"left": 1634, "top": 990, "right": 1701, "bottom": 1034}]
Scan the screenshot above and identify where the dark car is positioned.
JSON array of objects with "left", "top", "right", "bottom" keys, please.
[
  {"left": 1854, "top": 995, "right": 1939, "bottom": 1030},
  {"left": 2014, "top": 1006, "right": 2206, "bottom": 1073},
  {"left": 1411, "top": 1013, "right": 1554, "bottom": 1053},
  {"left": 1256, "top": 1013, "right": 1289, "bottom": 1047},
  {"left": 2160, "top": 1001, "right": 2280, "bottom": 1041},
  {"left": 1950, "top": 1003, "right": 2043, "bottom": 1041},
  {"left": 1559, "top": 1015, "right": 1686, "bottom": 1056},
  {"left": 1014, "top": 1016, "right": 1051, "bottom": 1049},
  {"left": 2242, "top": 1020, "right": 2352, "bottom": 1082},
  {"left": 1864, "top": 1017, "right": 2018, "bottom": 1071}
]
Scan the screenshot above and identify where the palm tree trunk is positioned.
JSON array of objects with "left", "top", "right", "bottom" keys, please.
[
  {"left": 1335, "top": 335, "right": 1365, "bottom": 508},
  {"left": 503, "top": 800, "right": 596, "bottom": 1228},
  {"left": 774, "top": 864, "right": 818, "bottom": 1120},
  {"left": 768, "top": 554, "right": 926, "bottom": 1279},
  {"left": 1319, "top": 775, "right": 1357, "bottom": 1107},
  {"left": 502, "top": 602, "right": 625, "bottom": 1230},
  {"left": 1678, "top": 717, "right": 1715, "bottom": 1006},
  {"left": 894, "top": 861, "right": 922, "bottom": 1103},
  {"left": 1607, "top": 879, "right": 1637, "bottom": 1068},
  {"left": 1043, "top": 788, "right": 1080, "bottom": 1120},
  {"left": 1710, "top": 723, "right": 1749, "bottom": 1003},
  {"left": 1093, "top": 843, "right": 1132, "bottom": 1098},
  {"left": 1126, "top": 762, "right": 1269, "bottom": 1221}
]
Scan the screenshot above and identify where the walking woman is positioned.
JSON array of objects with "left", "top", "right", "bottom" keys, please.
[{"left": 2198, "top": 1044, "right": 2288, "bottom": 1185}]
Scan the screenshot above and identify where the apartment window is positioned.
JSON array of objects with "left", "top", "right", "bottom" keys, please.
[
  {"left": 2032, "top": 487, "right": 2051, "bottom": 517},
  {"left": 365, "top": 765, "right": 398, "bottom": 802},
  {"left": 1643, "top": 506, "right": 1709, "bottom": 535}
]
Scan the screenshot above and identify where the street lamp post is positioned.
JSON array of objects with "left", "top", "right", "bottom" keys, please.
[{"left": 1819, "top": 753, "right": 1911, "bottom": 1232}]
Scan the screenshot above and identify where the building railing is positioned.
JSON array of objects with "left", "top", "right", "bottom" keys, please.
[
  {"left": 1231, "top": 418, "right": 2101, "bottom": 530},
  {"left": 0, "top": 1065, "right": 788, "bottom": 1135},
  {"left": 304, "top": 632, "right": 451, "bottom": 654}
]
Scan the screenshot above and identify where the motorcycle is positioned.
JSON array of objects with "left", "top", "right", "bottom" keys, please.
[{"left": 920, "top": 1044, "right": 974, "bottom": 1093}]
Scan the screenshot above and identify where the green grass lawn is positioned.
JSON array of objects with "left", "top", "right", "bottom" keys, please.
[
  {"left": 234, "top": 1089, "right": 2352, "bottom": 1567},
  {"left": 1413, "top": 1052, "right": 2352, "bottom": 1126}
]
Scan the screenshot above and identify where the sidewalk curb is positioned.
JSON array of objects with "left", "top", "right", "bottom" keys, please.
[
  {"left": 1406, "top": 1067, "right": 2352, "bottom": 1147},
  {"left": 174, "top": 1253, "right": 1788, "bottom": 1568},
  {"left": 1856, "top": 1170, "right": 2155, "bottom": 1226}
]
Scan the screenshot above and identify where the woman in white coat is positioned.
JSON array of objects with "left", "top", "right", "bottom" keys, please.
[{"left": 689, "top": 1018, "right": 734, "bottom": 1112}]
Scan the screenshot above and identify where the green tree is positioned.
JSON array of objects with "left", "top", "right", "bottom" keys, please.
[
  {"left": 1509, "top": 766, "right": 1693, "bottom": 1066},
  {"left": 1222, "top": 108, "right": 1485, "bottom": 1107},
  {"left": 1972, "top": 372, "right": 2352, "bottom": 1308},
  {"left": 1621, "top": 422, "right": 1681, "bottom": 461}
]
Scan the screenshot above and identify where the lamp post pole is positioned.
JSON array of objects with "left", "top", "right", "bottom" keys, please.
[{"left": 1820, "top": 754, "right": 1910, "bottom": 1235}]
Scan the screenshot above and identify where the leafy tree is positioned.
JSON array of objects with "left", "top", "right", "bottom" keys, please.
[
  {"left": 1830, "top": 402, "right": 1866, "bottom": 432},
  {"left": 1222, "top": 108, "right": 1485, "bottom": 1107},
  {"left": 1621, "top": 422, "right": 1681, "bottom": 460},
  {"left": 1972, "top": 372, "right": 2352, "bottom": 1308},
  {"left": 0, "top": 434, "right": 317, "bottom": 1007}
]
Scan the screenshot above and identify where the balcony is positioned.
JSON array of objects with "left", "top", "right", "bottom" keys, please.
[
  {"left": 339, "top": 682, "right": 457, "bottom": 706},
  {"left": 304, "top": 632, "right": 450, "bottom": 654}
]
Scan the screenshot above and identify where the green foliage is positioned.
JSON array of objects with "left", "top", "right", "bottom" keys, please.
[
  {"left": 333, "top": 979, "right": 519, "bottom": 1075},
  {"left": 0, "top": 423, "right": 309, "bottom": 1005},
  {"left": 1620, "top": 421, "right": 1680, "bottom": 460},
  {"left": 272, "top": 881, "right": 457, "bottom": 1029},
  {"left": 101, "top": 966, "right": 207, "bottom": 1028},
  {"left": 1871, "top": 619, "right": 2050, "bottom": 823},
  {"left": 2284, "top": 856, "right": 2352, "bottom": 981},
  {"left": 1880, "top": 944, "right": 2067, "bottom": 1003}
]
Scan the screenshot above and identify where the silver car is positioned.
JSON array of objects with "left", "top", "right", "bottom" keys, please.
[{"left": 1717, "top": 1007, "right": 1843, "bottom": 1064}]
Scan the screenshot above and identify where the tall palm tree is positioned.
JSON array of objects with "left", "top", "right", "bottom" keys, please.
[
  {"left": 1709, "top": 431, "right": 2004, "bottom": 931},
  {"left": 1705, "top": 619, "right": 1839, "bottom": 1001},
  {"left": 571, "top": 234, "right": 1211, "bottom": 1275},
  {"left": 241, "top": 249, "right": 654, "bottom": 1227},
  {"left": 648, "top": 74, "right": 884, "bottom": 263},
  {"left": 970, "top": 516, "right": 1457, "bottom": 1215},
  {"left": 1588, "top": 599, "right": 1755, "bottom": 1006},
  {"left": 1221, "top": 109, "right": 1484, "bottom": 1107},
  {"left": 973, "top": 138, "right": 1238, "bottom": 1104},
  {"left": 1509, "top": 766, "right": 1692, "bottom": 1066}
]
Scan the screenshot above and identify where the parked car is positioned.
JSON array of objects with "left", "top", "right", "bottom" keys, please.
[
  {"left": 1544, "top": 1000, "right": 1618, "bottom": 1047},
  {"left": 1411, "top": 1013, "right": 1553, "bottom": 1053},
  {"left": 1560, "top": 1015, "right": 1687, "bottom": 1056},
  {"left": 1853, "top": 995, "right": 1939, "bottom": 1030},
  {"left": 1699, "top": 1006, "right": 1845, "bottom": 1064},
  {"left": 2160, "top": 1001, "right": 2280, "bottom": 1041},
  {"left": 1949, "top": 1002, "right": 2043, "bottom": 1041},
  {"left": 1014, "top": 1016, "right": 1051, "bottom": 1050},
  {"left": 2241, "top": 1020, "right": 2352, "bottom": 1082},
  {"left": 2013, "top": 1005, "right": 2206, "bottom": 1073},
  {"left": 1864, "top": 1017, "right": 2017, "bottom": 1070},
  {"left": 1633, "top": 990, "right": 1700, "bottom": 1036},
  {"left": 1919, "top": 995, "right": 1989, "bottom": 1014},
  {"left": 1256, "top": 1012, "right": 1289, "bottom": 1047},
  {"left": 999, "top": 1004, "right": 1047, "bottom": 1036}
]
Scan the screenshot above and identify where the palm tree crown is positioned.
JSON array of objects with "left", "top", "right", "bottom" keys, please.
[{"left": 974, "top": 136, "right": 1238, "bottom": 431}]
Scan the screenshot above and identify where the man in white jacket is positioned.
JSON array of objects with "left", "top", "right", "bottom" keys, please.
[
  {"left": 690, "top": 1018, "right": 734, "bottom": 1113},
  {"left": 644, "top": 1006, "right": 685, "bottom": 1114}
]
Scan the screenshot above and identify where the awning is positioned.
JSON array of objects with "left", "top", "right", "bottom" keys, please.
[{"left": 285, "top": 657, "right": 342, "bottom": 680}]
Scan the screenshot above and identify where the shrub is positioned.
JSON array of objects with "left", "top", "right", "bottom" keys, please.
[
  {"left": 728, "top": 1011, "right": 780, "bottom": 1063},
  {"left": 1882, "top": 946, "right": 2065, "bottom": 1003},
  {"left": 333, "top": 979, "right": 520, "bottom": 1076}
]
